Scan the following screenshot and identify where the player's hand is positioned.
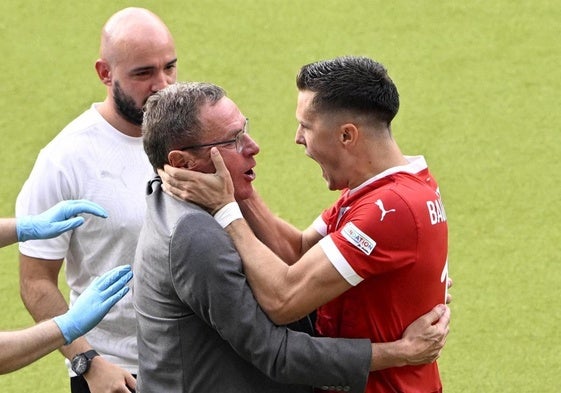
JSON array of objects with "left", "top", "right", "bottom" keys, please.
[
  {"left": 16, "top": 200, "right": 107, "bottom": 242},
  {"left": 53, "top": 265, "right": 132, "bottom": 343},
  {"left": 84, "top": 356, "right": 137, "bottom": 393},
  {"left": 158, "top": 147, "right": 235, "bottom": 213},
  {"left": 401, "top": 304, "right": 450, "bottom": 366}
]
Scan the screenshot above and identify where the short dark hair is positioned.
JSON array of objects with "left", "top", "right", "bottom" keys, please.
[
  {"left": 296, "top": 56, "right": 400, "bottom": 125},
  {"left": 142, "top": 82, "right": 225, "bottom": 170}
]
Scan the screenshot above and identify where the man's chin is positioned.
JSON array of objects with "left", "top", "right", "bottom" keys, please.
[{"left": 235, "top": 185, "right": 255, "bottom": 202}]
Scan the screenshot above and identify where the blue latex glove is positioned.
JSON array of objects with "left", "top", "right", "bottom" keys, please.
[
  {"left": 53, "top": 265, "right": 133, "bottom": 344},
  {"left": 16, "top": 200, "right": 108, "bottom": 242}
]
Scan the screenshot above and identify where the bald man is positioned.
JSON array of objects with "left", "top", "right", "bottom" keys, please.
[{"left": 16, "top": 7, "right": 177, "bottom": 393}]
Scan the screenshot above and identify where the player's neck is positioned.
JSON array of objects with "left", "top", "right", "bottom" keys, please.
[{"left": 360, "top": 143, "right": 407, "bottom": 184}]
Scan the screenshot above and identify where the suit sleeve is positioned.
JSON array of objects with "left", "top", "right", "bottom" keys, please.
[{"left": 170, "top": 213, "right": 371, "bottom": 390}]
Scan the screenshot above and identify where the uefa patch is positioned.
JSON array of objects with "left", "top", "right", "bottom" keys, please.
[{"left": 341, "top": 222, "right": 376, "bottom": 255}]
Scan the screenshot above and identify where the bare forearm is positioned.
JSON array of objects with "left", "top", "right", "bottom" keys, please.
[
  {"left": 0, "top": 218, "right": 18, "bottom": 248},
  {"left": 225, "top": 219, "right": 298, "bottom": 323},
  {"left": 21, "top": 276, "right": 69, "bottom": 324},
  {"left": 20, "top": 264, "right": 93, "bottom": 360},
  {"left": 21, "top": 287, "right": 94, "bottom": 360},
  {"left": 369, "top": 341, "right": 409, "bottom": 371},
  {"left": 224, "top": 213, "right": 351, "bottom": 325},
  {"left": 369, "top": 304, "right": 450, "bottom": 371},
  {"left": 239, "top": 193, "right": 305, "bottom": 264},
  {"left": 0, "top": 320, "right": 65, "bottom": 374},
  {"left": 370, "top": 334, "right": 441, "bottom": 371}
]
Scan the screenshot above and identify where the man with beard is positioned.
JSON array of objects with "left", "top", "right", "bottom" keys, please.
[{"left": 15, "top": 7, "right": 176, "bottom": 393}]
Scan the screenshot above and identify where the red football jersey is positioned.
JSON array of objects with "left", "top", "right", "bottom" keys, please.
[{"left": 314, "top": 156, "right": 448, "bottom": 393}]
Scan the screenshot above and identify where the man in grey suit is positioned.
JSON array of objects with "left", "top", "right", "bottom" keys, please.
[{"left": 134, "top": 81, "right": 450, "bottom": 392}]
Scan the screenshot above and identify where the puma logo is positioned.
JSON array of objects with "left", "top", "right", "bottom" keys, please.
[{"left": 375, "top": 199, "right": 396, "bottom": 221}]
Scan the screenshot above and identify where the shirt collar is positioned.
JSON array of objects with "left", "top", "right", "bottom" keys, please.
[{"left": 348, "top": 155, "right": 428, "bottom": 196}]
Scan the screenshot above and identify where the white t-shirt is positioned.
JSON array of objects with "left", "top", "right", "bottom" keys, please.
[{"left": 16, "top": 104, "right": 153, "bottom": 375}]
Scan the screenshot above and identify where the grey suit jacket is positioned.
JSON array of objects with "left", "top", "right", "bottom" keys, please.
[{"left": 133, "top": 179, "right": 371, "bottom": 392}]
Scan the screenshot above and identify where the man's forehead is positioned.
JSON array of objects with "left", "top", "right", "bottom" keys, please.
[
  {"left": 201, "top": 98, "right": 244, "bottom": 133},
  {"left": 296, "top": 92, "right": 318, "bottom": 119}
]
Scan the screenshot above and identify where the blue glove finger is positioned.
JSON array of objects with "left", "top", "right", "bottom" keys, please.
[
  {"left": 16, "top": 200, "right": 107, "bottom": 242},
  {"left": 99, "top": 270, "right": 133, "bottom": 298},
  {"left": 92, "top": 265, "right": 133, "bottom": 291},
  {"left": 53, "top": 285, "right": 131, "bottom": 344},
  {"left": 16, "top": 216, "right": 84, "bottom": 242},
  {"left": 53, "top": 266, "right": 132, "bottom": 344},
  {"left": 100, "top": 286, "right": 130, "bottom": 310},
  {"left": 50, "top": 216, "right": 86, "bottom": 233},
  {"left": 60, "top": 200, "right": 108, "bottom": 219}
]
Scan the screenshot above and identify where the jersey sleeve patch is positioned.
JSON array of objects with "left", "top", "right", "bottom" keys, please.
[
  {"left": 341, "top": 221, "right": 376, "bottom": 255},
  {"left": 319, "top": 236, "right": 363, "bottom": 286}
]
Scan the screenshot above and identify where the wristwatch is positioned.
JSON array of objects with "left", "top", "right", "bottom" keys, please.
[{"left": 71, "top": 350, "right": 100, "bottom": 376}]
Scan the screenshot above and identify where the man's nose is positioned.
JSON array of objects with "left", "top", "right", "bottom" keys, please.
[
  {"left": 294, "top": 127, "right": 304, "bottom": 145},
  {"left": 243, "top": 135, "right": 260, "bottom": 156},
  {"left": 151, "top": 71, "right": 173, "bottom": 92}
]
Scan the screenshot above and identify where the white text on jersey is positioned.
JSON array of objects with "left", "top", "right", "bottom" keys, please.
[{"left": 426, "top": 198, "right": 447, "bottom": 225}]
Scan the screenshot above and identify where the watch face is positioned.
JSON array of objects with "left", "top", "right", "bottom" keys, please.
[{"left": 71, "top": 354, "right": 88, "bottom": 375}]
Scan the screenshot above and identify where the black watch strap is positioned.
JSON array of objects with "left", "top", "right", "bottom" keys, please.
[
  {"left": 83, "top": 349, "right": 100, "bottom": 361},
  {"left": 71, "top": 349, "right": 100, "bottom": 376}
]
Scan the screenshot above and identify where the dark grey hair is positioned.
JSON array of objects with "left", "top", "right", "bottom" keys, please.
[{"left": 142, "top": 82, "right": 225, "bottom": 169}]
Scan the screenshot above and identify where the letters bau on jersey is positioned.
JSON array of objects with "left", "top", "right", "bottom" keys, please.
[{"left": 426, "top": 197, "right": 447, "bottom": 225}]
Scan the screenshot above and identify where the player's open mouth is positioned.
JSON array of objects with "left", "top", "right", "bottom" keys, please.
[{"left": 244, "top": 168, "right": 256, "bottom": 180}]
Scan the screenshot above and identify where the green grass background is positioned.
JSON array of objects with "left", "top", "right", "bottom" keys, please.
[{"left": 1, "top": 0, "right": 560, "bottom": 391}]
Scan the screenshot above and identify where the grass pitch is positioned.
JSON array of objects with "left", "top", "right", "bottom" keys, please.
[{"left": 1, "top": 1, "right": 560, "bottom": 391}]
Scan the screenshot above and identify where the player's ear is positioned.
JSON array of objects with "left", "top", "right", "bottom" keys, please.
[
  {"left": 95, "top": 59, "right": 112, "bottom": 86},
  {"left": 168, "top": 150, "right": 196, "bottom": 169},
  {"left": 339, "top": 123, "right": 359, "bottom": 145}
]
